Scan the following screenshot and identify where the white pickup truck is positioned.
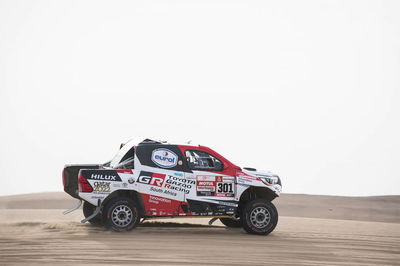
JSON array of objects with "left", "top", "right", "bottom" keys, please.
[{"left": 63, "top": 138, "right": 282, "bottom": 235}]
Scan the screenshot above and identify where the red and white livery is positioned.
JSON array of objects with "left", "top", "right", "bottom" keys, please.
[{"left": 62, "top": 138, "right": 282, "bottom": 235}]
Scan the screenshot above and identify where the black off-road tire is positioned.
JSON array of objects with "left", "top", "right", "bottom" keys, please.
[
  {"left": 241, "top": 199, "right": 278, "bottom": 235},
  {"left": 103, "top": 198, "right": 140, "bottom": 232},
  {"left": 83, "top": 201, "right": 103, "bottom": 226},
  {"left": 220, "top": 218, "right": 242, "bottom": 228}
]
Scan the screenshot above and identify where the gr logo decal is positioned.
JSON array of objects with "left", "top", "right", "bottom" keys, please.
[
  {"left": 138, "top": 172, "right": 166, "bottom": 187},
  {"left": 151, "top": 148, "right": 178, "bottom": 168}
]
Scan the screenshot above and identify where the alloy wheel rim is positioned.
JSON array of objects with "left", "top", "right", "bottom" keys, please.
[
  {"left": 112, "top": 204, "right": 133, "bottom": 227},
  {"left": 250, "top": 207, "right": 270, "bottom": 228}
]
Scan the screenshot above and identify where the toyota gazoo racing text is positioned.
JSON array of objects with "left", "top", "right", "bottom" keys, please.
[{"left": 62, "top": 138, "right": 282, "bottom": 235}]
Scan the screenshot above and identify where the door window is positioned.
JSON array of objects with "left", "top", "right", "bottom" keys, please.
[{"left": 185, "top": 150, "right": 223, "bottom": 171}]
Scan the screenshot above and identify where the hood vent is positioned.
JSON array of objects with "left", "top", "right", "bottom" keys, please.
[{"left": 243, "top": 167, "right": 257, "bottom": 171}]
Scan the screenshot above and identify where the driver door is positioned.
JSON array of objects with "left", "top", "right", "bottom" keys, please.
[{"left": 183, "top": 149, "right": 236, "bottom": 201}]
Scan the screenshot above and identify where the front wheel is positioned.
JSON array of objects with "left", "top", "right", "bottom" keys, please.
[
  {"left": 241, "top": 199, "right": 278, "bottom": 235},
  {"left": 103, "top": 198, "right": 140, "bottom": 232}
]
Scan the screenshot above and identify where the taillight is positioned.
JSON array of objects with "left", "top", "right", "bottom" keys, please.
[{"left": 78, "top": 175, "right": 93, "bottom": 193}]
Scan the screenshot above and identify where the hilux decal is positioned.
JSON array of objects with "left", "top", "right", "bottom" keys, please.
[{"left": 83, "top": 170, "right": 122, "bottom": 182}]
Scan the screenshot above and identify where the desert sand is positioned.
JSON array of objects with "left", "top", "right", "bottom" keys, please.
[{"left": 0, "top": 193, "right": 399, "bottom": 265}]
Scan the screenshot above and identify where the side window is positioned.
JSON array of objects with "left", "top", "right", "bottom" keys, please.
[
  {"left": 185, "top": 150, "right": 223, "bottom": 171},
  {"left": 117, "top": 147, "right": 135, "bottom": 169}
]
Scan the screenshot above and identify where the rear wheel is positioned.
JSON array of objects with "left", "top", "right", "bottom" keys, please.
[
  {"left": 220, "top": 217, "right": 242, "bottom": 228},
  {"left": 103, "top": 198, "right": 140, "bottom": 232},
  {"left": 83, "top": 201, "right": 103, "bottom": 226},
  {"left": 241, "top": 199, "right": 278, "bottom": 235}
]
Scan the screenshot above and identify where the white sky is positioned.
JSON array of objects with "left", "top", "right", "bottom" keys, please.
[{"left": 0, "top": 0, "right": 399, "bottom": 196}]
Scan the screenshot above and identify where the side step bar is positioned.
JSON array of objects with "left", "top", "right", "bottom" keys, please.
[{"left": 63, "top": 199, "right": 82, "bottom": 215}]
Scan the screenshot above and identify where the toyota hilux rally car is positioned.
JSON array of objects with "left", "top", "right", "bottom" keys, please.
[{"left": 63, "top": 138, "right": 282, "bottom": 235}]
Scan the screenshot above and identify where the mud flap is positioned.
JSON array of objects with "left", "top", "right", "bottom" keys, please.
[
  {"left": 63, "top": 199, "right": 82, "bottom": 215},
  {"left": 81, "top": 199, "right": 101, "bottom": 224},
  {"left": 208, "top": 217, "right": 218, "bottom": 225}
]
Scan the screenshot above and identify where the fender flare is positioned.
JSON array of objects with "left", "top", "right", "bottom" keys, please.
[
  {"left": 239, "top": 186, "right": 278, "bottom": 203},
  {"left": 101, "top": 189, "right": 146, "bottom": 216}
]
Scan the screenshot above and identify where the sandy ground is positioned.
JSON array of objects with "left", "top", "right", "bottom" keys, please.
[
  {"left": 0, "top": 193, "right": 399, "bottom": 265},
  {"left": 2, "top": 192, "right": 399, "bottom": 223}
]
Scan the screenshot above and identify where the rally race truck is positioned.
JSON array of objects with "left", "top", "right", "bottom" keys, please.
[{"left": 62, "top": 138, "right": 282, "bottom": 235}]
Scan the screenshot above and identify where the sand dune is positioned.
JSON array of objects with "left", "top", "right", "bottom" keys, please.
[{"left": 0, "top": 192, "right": 399, "bottom": 265}]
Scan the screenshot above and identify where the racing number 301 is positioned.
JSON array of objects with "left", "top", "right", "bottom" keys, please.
[{"left": 217, "top": 183, "right": 233, "bottom": 193}]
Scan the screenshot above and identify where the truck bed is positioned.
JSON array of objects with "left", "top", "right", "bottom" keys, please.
[{"left": 62, "top": 164, "right": 100, "bottom": 199}]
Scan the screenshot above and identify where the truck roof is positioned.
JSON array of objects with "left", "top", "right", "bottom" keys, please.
[{"left": 109, "top": 137, "right": 199, "bottom": 168}]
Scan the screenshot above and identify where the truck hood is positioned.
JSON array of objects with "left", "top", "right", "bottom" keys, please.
[
  {"left": 242, "top": 167, "right": 282, "bottom": 194},
  {"left": 242, "top": 168, "right": 278, "bottom": 178}
]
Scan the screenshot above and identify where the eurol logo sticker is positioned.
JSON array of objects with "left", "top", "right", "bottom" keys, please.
[{"left": 151, "top": 148, "right": 178, "bottom": 168}]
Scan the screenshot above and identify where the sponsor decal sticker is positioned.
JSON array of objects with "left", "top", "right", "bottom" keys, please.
[
  {"left": 196, "top": 176, "right": 235, "bottom": 197},
  {"left": 197, "top": 176, "right": 216, "bottom": 181},
  {"left": 90, "top": 195, "right": 105, "bottom": 200},
  {"left": 141, "top": 194, "right": 181, "bottom": 216},
  {"left": 138, "top": 171, "right": 195, "bottom": 197},
  {"left": 93, "top": 181, "right": 111, "bottom": 193},
  {"left": 149, "top": 195, "right": 171, "bottom": 204},
  {"left": 196, "top": 176, "right": 216, "bottom": 196},
  {"left": 151, "top": 148, "right": 178, "bottom": 168},
  {"left": 238, "top": 175, "right": 259, "bottom": 181},
  {"left": 90, "top": 174, "right": 118, "bottom": 181},
  {"left": 216, "top": 181, "right": 234, "bottom": 197},
  {"left": 164, "top": 175, "right": 194, "bottom": 194},
  {"left": 198, "top": 181, "right": 214, "bottom": 186},
  {"left": 138, "top": 172, "right": 166, "bottom": 187},
  {"left": 83, "top": 170, "right": 122, "bottom": 182}
]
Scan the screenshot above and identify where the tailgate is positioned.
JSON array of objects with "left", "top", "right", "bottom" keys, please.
[{"left": 62, "top": 164, "right": 100, "bottom": 199}]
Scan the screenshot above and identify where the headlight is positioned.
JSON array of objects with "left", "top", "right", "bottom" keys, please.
[{"left": 259, "top": 176, "right": 280, "bottom": 185}]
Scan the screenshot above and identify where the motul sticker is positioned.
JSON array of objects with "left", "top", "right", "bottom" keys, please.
[
  {"left": 196, "top": 176, "right": 216, "bottom": 196},
  {"left": 151, "top": 148, "right": 178, "bottom": 168}
]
